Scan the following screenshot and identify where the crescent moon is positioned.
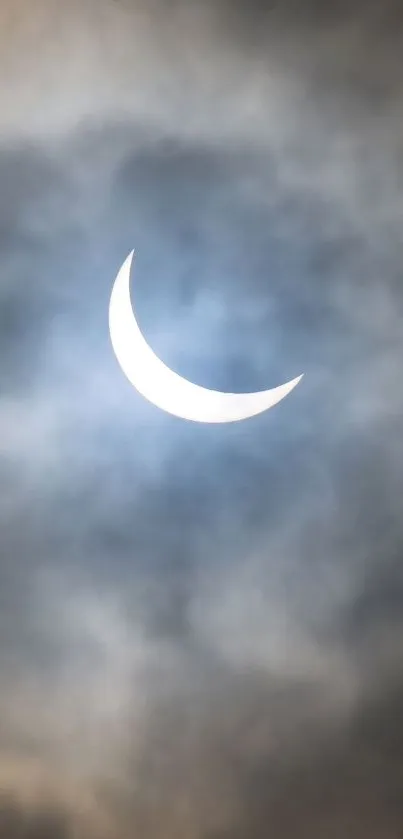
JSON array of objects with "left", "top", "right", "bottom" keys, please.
[{"left": 109, "top": 251, "right": 303, "bottom": 423}]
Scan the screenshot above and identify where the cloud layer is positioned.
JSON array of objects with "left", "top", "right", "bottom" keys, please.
[{"left": 1, "top": 0, "right": 403, "bottom": 836}]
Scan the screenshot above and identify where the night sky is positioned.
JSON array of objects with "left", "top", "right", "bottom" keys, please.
[{"left": 1, "top": 1, "right": 403, "bottom": 837}]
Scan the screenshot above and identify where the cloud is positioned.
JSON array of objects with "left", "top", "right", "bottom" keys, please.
[{"left": 1, "top": 0, "right": 403, "bottom": 836}]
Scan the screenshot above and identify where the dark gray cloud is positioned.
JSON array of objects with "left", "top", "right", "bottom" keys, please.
[{"left": 1, "top": 0, "right": 403, "bottom": 836}]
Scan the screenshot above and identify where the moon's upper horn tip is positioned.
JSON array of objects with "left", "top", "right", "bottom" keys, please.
[{"left": 123, "top": 249, "right": 135, "bottom": 266}]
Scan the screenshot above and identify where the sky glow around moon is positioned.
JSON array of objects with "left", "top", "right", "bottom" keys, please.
[{"left": 109, "top": 251, "right": 303, "bottom": 423}]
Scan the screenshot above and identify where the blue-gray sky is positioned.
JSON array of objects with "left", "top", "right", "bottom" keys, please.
[{"left": 1, "top": 1, "right": 403, "bottom": 836}]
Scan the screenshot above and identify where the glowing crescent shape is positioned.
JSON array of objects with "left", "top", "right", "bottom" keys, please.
[{"left": 109, "top": 251, "right": 303, "bottom": 423}]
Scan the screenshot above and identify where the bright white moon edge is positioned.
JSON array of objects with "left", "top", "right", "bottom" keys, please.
[{"left": 108, "top": 251, "right": 303, "bottom": 423}]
